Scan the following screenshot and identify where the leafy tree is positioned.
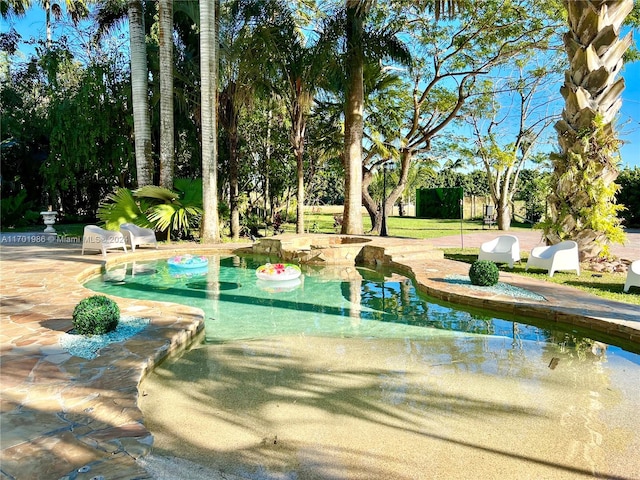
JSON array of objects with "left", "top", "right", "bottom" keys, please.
[
  {"left": 242, "top": 0, "right": 335, "bottom": 234},
  {"left": 514, "top": 167, "right": 551, "bottom": 224},
  {"left": 363, "top": 0, "right": 561, "bottom": 233},
  {"left": 618, "top": 167, "right": 640, "bottom": 228},
  {"left": 1, "top": 56, "right": 49, "bottom": 207},
  {"left": 217, "top": 0, "right": 276, "bottom": 239},
  {"left": 463, "top": 59, "right": 560, "bottom": 230},
  {"left": 45, "top": 56, "right": 134, "bottom": 215}
]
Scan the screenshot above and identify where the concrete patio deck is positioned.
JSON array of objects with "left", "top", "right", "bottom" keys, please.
[{"left": 1, "top": 232, "right": 639, "bottom": 479}]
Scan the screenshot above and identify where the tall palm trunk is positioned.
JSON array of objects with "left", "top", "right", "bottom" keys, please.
[
  {"left": 158, "top": 0, "right": 174, "bottom": 189},
  {"left": 200, "top": 0, "right": 220, "bottom": 243},
  {"left": 292, "top": 102, "right": 306, "bottom": 234},
  {"left": 544, "top": 0, "right": 632, "bottom": 260},
  {"left": 128, "top": 0, "right": 153, "bottom": 187},
  {"left": 341, "top": 0, "right": 365, "bottom": 235},
  {"left": 228, "top": 105, "right": 240, "bottom": 240}
]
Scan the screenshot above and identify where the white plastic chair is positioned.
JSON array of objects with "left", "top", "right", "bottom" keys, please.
[
  {"left": 478, "top": 235, "right": 521, "bottom": 268},
  {"left": 119, "top": 223, "right": 158, "bottom": 252},
  {"left": 525, "top": 240, "right": 580, "bottom": 277},
  {"left": 624, "top": 260, "right": 640, "bottom": 293},
  {"left": 81, "top": 225, "right": 127, "bottom": 257}
]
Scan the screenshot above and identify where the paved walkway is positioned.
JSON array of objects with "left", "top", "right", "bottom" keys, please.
[{"left": 1, "top": 233, "right": 639, "bottom": 479}]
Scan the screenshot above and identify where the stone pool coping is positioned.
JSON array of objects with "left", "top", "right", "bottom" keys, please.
[{"left": 1, "top": 236, "right": 639, "bottom": 479}]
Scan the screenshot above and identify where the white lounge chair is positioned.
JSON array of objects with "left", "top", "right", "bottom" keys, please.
[
  {"left": 478, "top": 235, "right": 521, "bottom": 268},
  {"left": 624, "top": 260, "right": 640, "bottom": 293},
  {"left": 526, "top": 240, "right": 580, "bottom": 277},
  {"left": 81, "top": 225, "right": 127, "bottom": 257},
  {"left": 120, "top": 223, "right": 158, "bottom": 251}
]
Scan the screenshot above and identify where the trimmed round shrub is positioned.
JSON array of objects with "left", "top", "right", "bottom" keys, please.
[
  {"left": 72, "top": 295, "right": 120, "bottom": 335},
  {"left": 469, "top": 260, "right": 500, "bottom": 287}
]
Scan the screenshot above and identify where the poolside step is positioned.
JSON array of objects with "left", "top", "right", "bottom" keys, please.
[
  {"left": 359, "top": 243, "right": 443, "bottom": 266},
  {"left": 385, "top": 244, "right": 443, "bottom": 264}
]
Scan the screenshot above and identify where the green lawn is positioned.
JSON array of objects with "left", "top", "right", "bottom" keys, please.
[{"left": 295, "top": 212, "right": 533, "bottom": 238}]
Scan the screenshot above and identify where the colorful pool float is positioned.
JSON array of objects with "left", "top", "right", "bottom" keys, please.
[
  {"left": 256, "top": 263, "right": 301, "bottom": 282},
  {"left": 168, "top": 254, "right": 209, "bottom": 277}
]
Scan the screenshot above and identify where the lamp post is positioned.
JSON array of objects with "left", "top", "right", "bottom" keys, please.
[{"left": 380, "top": 162, "right": 388, "bottom": 237}]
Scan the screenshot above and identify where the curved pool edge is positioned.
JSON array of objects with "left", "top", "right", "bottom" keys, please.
[
  {"left": 1, "top": 237, "right": 639, "bottom": 479},
  {"left": 387, "top": 257, "right": 640, "bottom": 351},
  {"left": 0, "top": 242, "right": 247, "bottom": 479}
]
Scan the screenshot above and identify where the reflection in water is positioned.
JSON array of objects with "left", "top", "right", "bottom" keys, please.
[{"left": 84, "top": 255, "right": 640, "bottom": 479}]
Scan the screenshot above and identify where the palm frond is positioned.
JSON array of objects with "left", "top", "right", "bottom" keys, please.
[
  {"left": 134, "top": 185, "right": 179, "bottom": 203},
  {"left": 97, "top": 187, "right": 145, "bottom": 230}
]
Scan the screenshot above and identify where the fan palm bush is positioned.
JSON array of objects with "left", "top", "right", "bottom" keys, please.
[{"left": 98, "top": 178, "right": 203, "bottom": 239}]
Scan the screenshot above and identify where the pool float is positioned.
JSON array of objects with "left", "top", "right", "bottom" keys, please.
[
  {"left": 168, "top": 254, "right": 209, "bottom": 277},
  {"left": 256, "top": 263, "right": 301, "bottom": 282}
]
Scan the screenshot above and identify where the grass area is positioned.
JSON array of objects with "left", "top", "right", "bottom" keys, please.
[
  {"left": 297, "top": 212, "right": 533, "bottom": 238},
  {"left": 444, "top": 248, "right": 640, "bottom": 306},
  {"left": 3, "top": 213, "right": 637, "bottom": 304}
]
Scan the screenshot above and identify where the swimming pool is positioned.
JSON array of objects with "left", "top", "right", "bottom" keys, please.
[{"left": 85, "top": 255, "right": 640, "bottom": 479}]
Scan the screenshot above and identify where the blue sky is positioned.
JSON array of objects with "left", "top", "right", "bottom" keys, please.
[
  {"left": 619, "top": 59, "right": 640, "bottom": 169},
  {"left": 2, "top": 8, "right": 639, "bottom": 169}
]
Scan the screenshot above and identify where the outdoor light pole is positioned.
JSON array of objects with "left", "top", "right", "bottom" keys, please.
[{"left": 380, "top": 162, "right": 389, "bottom": 237}]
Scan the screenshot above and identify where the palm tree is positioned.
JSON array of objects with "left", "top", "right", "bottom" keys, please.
[
  {"left": 158, "top": 0, "right": 174, "bottom": 190},
  {"left": 272, "top": 19, "right": 330, "bottom": 234},
  {"left": 1, "top": 0, "right": 89, "bottom": 48},
  {"left": 341, "top": 0, "right": 367, "bottom": 235},
  {"left": 248, "top": 0, "right": 331, "bottom": 234},
  {"left": 543, "top": 0, "right": 633, "bottom": 260},
  {"left": 199, "top": 0, "right": 220, "bottom": 243},
  {"left": 95, "top": 0, "right": 153, "bottom": 187},
  {"left": 217, "top": 0, "right": 264, "bottom": 240},
  {"left": 128, "top": 0, "right": 153, "bottom": 186}
]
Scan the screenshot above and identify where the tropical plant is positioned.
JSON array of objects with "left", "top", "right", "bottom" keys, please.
[
  {"left": 72, "top": 295, "right": 120, "bottom": 336},
  {"left": 364, "top": 0, "right": 560, "bottom": 235},
  {"left": 543, "top": 0, "right": 633, "bottom": 260},
  {"left": 339, "top": 0, "right": 457, "bottom": 234},
  {"left": 217, "top": 0, "right": 266, "bottom": 239},
  {"left": 0, "top": 0, "right": 90, "bottom": 48},
  {"left": 97, "top": 187, "right": 149, "bottom": 230},
  {"left": 257, "top": 1, "right": 334, "bottom": 234},
  {"left": 97, "top": 178, "right": 203, "bottom": 239},
  {"left": 136, "top": 178, "right": 203, "bottom": 238},
  {"left": 45, "top": 58, "right": 134, "bottom": 215},
  {"left": 0, "top": 190, "right": 40, "bottom": 227}
]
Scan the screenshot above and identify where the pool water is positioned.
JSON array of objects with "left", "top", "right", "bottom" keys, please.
[{"left": 85, "top": 255, "right": 640, "bottom": 479}]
